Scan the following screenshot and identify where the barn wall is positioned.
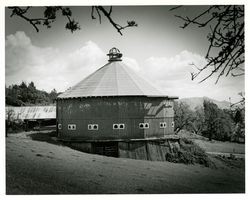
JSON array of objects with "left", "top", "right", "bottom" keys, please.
[
  {"left": 64, "top": 139, "right": 180, "bottom": 161},
  {"left": 57, "top": 96, "right": 175, "bottom": 140}
]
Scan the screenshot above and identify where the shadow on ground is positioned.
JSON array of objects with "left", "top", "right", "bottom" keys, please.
[
  {"left": 28, "top": 131, "right": 86, "bottom": 154},
  {"left": 28, "top": 131, "right": 62, "bottom": 146}
]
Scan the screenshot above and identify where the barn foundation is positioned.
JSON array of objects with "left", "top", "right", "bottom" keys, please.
[{"left": 64, "top": 137, "right": 180, "bottom": 161}]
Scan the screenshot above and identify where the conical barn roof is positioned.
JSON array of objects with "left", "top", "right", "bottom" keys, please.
[{"left": 58, "top": 48, "right": 169, "bottom": 99}]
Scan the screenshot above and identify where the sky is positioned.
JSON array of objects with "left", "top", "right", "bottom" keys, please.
[{"left": 5, "top": 5, "right": 245, "bottom": 103}]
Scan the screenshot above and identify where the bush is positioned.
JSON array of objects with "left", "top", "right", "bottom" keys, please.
[
  {"left": 6, "top": 120, "right": 25, "bottom": 134},
  {"left": 165, "top": 138, "right": 213, "bottom": 167}
]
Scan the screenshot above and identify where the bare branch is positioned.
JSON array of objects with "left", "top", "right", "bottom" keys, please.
[
  {"left": 93, "top": 6, "right": 137, "bottom": 35},
  {"left": 171, "top": 5, "right": 244, "bottom": 83},
  {"left": 8, "top": 6, "right": 137, "bottom": 35},
  {"left": 95, "top": 6, "right": 102, "bottom": 24},
  {"left": 169, "top": 6, "right": 182, "bottom": 11},
  {"left": 91, "top": 6, "right": 96, "bottom": 19}
]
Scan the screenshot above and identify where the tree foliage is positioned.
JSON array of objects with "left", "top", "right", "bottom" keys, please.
[
  {"left": 8, "top": 6, "right": 137, "bottom": 35},
  {"left": 171, "top": 5, "right": 244, "bottom": 83},
  {"left": 174, "top": 99, "right": 244, "bottom": 142},
  {"left": 203, "top": 100, "right": 234, "bottom": 141},
  {"left": 6, "top": 81, "right": 60, "bottom": 106},
  {"left": 174, "top": 101, "right": 195, "bottom": 133}
]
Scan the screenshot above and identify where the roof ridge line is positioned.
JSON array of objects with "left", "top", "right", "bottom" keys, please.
[{"left": 91, "top": 63, "right": 110, "bottom": 95}]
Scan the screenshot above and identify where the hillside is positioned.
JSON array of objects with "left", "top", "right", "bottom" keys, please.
[
  {"left": 179, "top": 97, "right": 231, "bottom": 110},
  {"left": 6, "top": 131, "right": 245, "bottom": 194}
]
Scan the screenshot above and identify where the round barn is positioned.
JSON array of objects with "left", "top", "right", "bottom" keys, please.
[{"left": 56, "top": 48, "right": 178, "bottom": 159}]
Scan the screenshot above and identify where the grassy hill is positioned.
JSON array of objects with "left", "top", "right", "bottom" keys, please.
[{"left": 6, "top": 131, "right": 245, "bottom": 194}]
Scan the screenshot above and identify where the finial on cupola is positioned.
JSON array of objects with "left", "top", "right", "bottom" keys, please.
[{"left": 107, "top": 47, "right": 122, "bottom": 62}]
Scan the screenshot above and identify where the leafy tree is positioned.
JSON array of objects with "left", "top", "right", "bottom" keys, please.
[
  {"left": 203, "top": 100, "right": 233, "bottom": 141},
  {"left": 203, "top": 100, "right": 219, "bottom": 140},
  {"left": 6, "top": 81, "right": 59, "bottom": 106},
  {"left": 229, "top": 92, "right": 245, "bottom": 142},
  {"left": 189, "top": 106, "right": 205, "bottom": 135},
  {"left": 171, "top": 5, "right": 244, "bottom": 83},
  {"left": 8, "top": 6, "right": 137, "bottom": 35},
  {"left": 174, "top": 101, "right": 195, "bottom": 133},
  {"left": 49, "top": 88, "right": 58, "bottom": 103}
]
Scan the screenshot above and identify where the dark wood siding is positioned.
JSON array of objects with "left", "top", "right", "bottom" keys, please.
[{"left": 57, "top": 96, "right": 175, "bottom": 141}]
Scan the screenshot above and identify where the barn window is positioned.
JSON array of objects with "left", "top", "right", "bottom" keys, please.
[
  {"left": 171, "top": 121, "right": 175, "bottom": 127},
  {"left": 88, "top": 124, "right": 98, "bottom": 130},
  {"left": 139, "top": 123, "right": 149, "bottom": 129},
  {"left": 93, "top": 124, "right": 98, "bottom": 130},
  {"left": 160, "top": 122, "right": 167, "bottom": 128},
  {"left": 113, "top": 124, "right": 119, "bottom": 129},
  {"left": 139, "top": 123, "right": 144, "bottom": 129},
  {"left": 68, "top": 124, "right": 76, "bottom": 130},
  {"left": 119, "top": 124, "right": 125, "bottom": 129},
  {"left": 144, "top": 123, "right": 149, "bottom": 129},
  {"left": 58, "top": 124, "right": 62, "bottom": 129}
]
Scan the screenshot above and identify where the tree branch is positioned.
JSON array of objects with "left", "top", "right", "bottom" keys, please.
[{"left": 171, "top": 5, "right": 244, "bottom": 83}]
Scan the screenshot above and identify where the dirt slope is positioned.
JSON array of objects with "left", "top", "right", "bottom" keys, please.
[{"left": 6, "top": 133, "right": 245, "bottom": 194}]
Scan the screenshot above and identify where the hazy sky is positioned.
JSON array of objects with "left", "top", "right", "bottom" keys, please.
[{"left": 5, "top": 5, "right": 245, "bottom": 102}]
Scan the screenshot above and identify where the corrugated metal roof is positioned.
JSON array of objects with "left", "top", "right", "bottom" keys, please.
[
  {"left": 58, "top": 61, "right": 168, "bottom": 99},
  {"left": 6, "top": 106, "right": 56, "bottom": 120}
]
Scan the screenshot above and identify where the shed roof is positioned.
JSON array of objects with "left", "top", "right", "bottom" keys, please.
[
  {"left": 6, "top": 106, "right": 56, "bottom": 120},
  {"left": 58, "top": 48, "right": 176, "bottom": 99}
]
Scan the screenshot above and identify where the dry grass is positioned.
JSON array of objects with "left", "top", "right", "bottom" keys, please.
[
  {"left": 193, "top": 139, "right": 245, "bottom": 154},
  {"left": 6, "top": 131, "right": 245, "bottom": 194}
]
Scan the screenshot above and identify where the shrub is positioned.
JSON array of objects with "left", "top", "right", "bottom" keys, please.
[{"left": 165, "top": 138, "right": 213, "bottom": 167}]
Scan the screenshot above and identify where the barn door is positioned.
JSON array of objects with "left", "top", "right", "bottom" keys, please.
[{"left": 92, "top": 142, "right": 118, "bottom": 157}]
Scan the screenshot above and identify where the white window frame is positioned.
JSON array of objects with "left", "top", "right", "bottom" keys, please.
[
  {"left": 58, "top": 123, "right": 62, "bottom": 130},
  {"left": 92, "top": 124, "right": 98, "bottom": 130},
  {"left": 171, "top": 121, "right": 175, "bottom": 128},
  {"left": 113, "top": 123, "right": 125, "bottom": 130},
  {"left": 160, "top": 122, "right": 167, "bottom": 129},
  {"left": 139, "top": 123, "right": 144, "bottom": 129},
  {"left": 113, "top": 124, "right": 119, "bottom": 130},
  {"left": 139, "top": 123, "right": 149, "bottom": 129},
  {"left": 119, "top": 124, "right": 125, "bottom": 129},
  {"left": 144, "top": 123, "right": 149, "bottom": 129},
  {"left": 68, "top": 124, "right": 76, "bottom": 130},
  {"left": 88, "top": 124, "right": 99, "bottom": 130}
]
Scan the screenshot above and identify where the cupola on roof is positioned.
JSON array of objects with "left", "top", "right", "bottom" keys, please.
[
  {"left": 107, "top": 47, "right": 122, "bottom": 62},
  {"left": 58, "top": 48, "right": 171, "bottom": 99}
]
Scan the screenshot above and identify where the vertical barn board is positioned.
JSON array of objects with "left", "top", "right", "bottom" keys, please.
[
  {"left": 92, "top": 142, "right": 118, "bottom": 157},
  {"left": 144, "top": 118, "right": 165, "bottom": 138},
  {"left": 164, "top": 117, "right": 174, "bottom": 135},
  {"left": 126, "top": 142, "right": 148, "bottom": 160},
  {"left": 134, "top": 142, "right": 148, "bottom": 160},
  {"left": 146, "top": 141, "right": 165, "bottom": 161},
  {"left": 118, "top": 142, "right": 130, "bottom": 158},
  {"left": 130, "top": 118, "right": 146, "bottom": 139},
  {"left": 158, "top": 141, "right": 171, "bottom": 161},
  {"left": 69, "top": 142, "right": 92, "bottom": 153},
  {"left": 57, "top": 96, "right": 176, "bottom": 141}
]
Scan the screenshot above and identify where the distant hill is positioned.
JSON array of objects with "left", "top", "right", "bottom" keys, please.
[{"left": 178, "top": 97, "right": 231, "bottom": 110}]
